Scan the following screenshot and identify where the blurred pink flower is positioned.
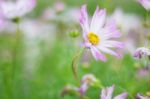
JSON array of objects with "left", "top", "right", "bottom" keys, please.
[
  {"left": 0, "top": 18, "right": 5, "bottom": 30},
  {"left": 0, "top": 0, "right": 36, "bottom": 19},
  {"left": 133, "top": 47, "right": 150, "bottom": 59},
  {"left": 0, "top": 7, "right": 6, "bottom": 31},
  {"left": 79, "top": 5, "right": 124, "bottom": 61},
  {"left": 136, "top": 93, "right": 150, "bottom": 99},
  {"left": 109, "top": 8, "right": 141, "bottom": 33},
  {"left": 138, "top": 0, "right": 150, "bottom": 10},
  {"left": 42, "top": 6, "right": 80, "bottom": 24},
  {"left": 100, "top": 85, "right": 128, "bottom": 99},
  {"left": 137, "top": 68, "right": 149, "bottom": 78},
  {"left": 81, "top": 74, "right": 97, "bottom": 83},
  {"left": 54, "top": 0, "right": 65, "bottom": 13},
  {"left": 78, "top": 82, "right": 88, "bottom": 95},
  {"left": 61, "top": 84, "right": 78, "bottom": 97},
  {"left": 78, "top": 74, "right": 97, "bottom": 95}
]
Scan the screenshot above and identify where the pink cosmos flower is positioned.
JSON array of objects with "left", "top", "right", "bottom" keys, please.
[
  {"left": 61, "top": 84, "right": 78, "bottom": 97},
  {"left": 79, "top": 5, "right": 124, "bottom": 61},
  {"left": 136, "top": 93, "right": 150, "bottom": 99},
  {"left": 133, "top": 47, "right": 150, "bottom": 59},
  {"left": 78, "top": 82, "right": 88, "bottom": 95},
  {"left": 138, "top": 0, "right": 150, "bottom": 10},
  {"left": 78, "top": 74, "right": 97, "bottom": 94},
  {"left": 0, "top": 7, "right": 6, "bottom": 30},
  {"left": 0, "top": 0, "right": 36, "bottom": 19},
  {"left": 0, "top": 17, "right": 5, "bottom": 30},
  {"left": 54, "top": 0, "right": 65, "bottom": 13},
  {"left": 100, "top": 85, "right": 128, "bottom": 99}
]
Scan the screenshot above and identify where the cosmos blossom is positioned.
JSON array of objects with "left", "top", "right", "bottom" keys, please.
[
  {"left": 100, "top": 85, "right": 128, "bottom": 99},
  {"left": 79, "top": 5, "right": 124, "bottom": 61},
  {"left": 136, "top": 93, "right": 150, "bottom": 99},
  {"left": 0, "top": 17, "right": 5, "bottom": 30},
  {"left": 78, "top": 74, "right": 97, "bottom": 94},
  {"left": 0, "top": 0, "right": 36, "bottom": 19},
  {"left": 133, "top": 47, "right": 150, "bottom": 59},
  {"left": 138, "top": 0, "right": 150, "bottom": 10},
  {"left": 0, "top": 6, "right": 6, "bottom": 30}
]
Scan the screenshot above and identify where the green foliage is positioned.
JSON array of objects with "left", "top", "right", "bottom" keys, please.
[{"left": 0, "top": 0, "right": 150, "bottom": 99}]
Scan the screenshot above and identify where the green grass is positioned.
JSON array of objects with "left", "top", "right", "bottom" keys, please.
[{"left": 0, "top": 33, "right": 149, "bottom": 99}]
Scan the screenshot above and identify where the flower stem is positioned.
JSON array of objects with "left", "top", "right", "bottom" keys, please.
[
  {"left": 72, "top": 47, "right": 85, "bottom": 80},
  {"left": 145, "top": 10, "right": 150, "bottom": 27},
  {"left": 9, "top": 22, "right": 21, "bottom": 98},
  {"left": 12, "top": 22, "right": 21, "bottom": 79}
]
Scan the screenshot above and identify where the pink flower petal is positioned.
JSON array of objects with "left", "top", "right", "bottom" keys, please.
[
  {"left": 101, "top": 85, "right": 114, "bottom": 99},
  {"left": 114, "top": 92, "right": 128, "bottom": 99},
  {"left": 133, "top": 47, "right": 150, "bottom": 59},
  {"left": 104, "top": 20, "right": 121, "bottom": 38},
  {"left": 136, "top": 93, "right": 147, "bottom": 99},
  {"left": 78, "top": 83, "right": 88, "bottom": 95},
  {"left": 138, "top": 0, "right": 150, "bottom": 10},
  {"left": 0, "top": 0, "right": 36, "bottom": 19},
  {"left": 101, "top": 88, "right": 107, "bottom": 99},
  {"left": 91, "top": 46, "right": 107, "bottom": 61},
  {"left": 105, "top": 85, "right": 114, "bottom": 99},
  {"left": 17, "top": 0, "right": 36, "bottom": 16},
  {"left": 79, "top": 5, "right": 89, "bottom": 38}
]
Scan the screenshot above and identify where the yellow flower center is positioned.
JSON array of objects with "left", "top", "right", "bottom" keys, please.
[{"left": 87, "top": 32, "right": 100, "bottom": 45}]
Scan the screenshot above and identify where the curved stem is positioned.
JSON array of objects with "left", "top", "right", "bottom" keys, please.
[{"left": 72, "top": 47, "right": 85, "bottom": 80}]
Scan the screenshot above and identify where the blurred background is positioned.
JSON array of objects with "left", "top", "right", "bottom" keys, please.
[{"left": 0, "top": 0, "right": 150, "bottom": 99}]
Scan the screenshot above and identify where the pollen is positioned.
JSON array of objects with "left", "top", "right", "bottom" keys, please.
[{"left": 87, "top": 32, "right": 100, "bottom": 45}]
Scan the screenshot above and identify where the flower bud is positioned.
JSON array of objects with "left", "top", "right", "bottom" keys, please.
[{"left": 69, "top": 30, "right": 80, "bottom": 38}]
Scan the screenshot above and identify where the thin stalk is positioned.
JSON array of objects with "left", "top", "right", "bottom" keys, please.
[
  {"left": 72, "top": 47, "right": 85, "bottom": 80},
  {"left": 12, "top": 22, "right": 21, "bottom": 78},
  {"left": 145, "top": 10, "right": 150, "bottom": 27},
  {"left": 10, "top": 21, "right": 21, "bottom": 98}
]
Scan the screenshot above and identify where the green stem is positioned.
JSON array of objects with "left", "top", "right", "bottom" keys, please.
[
  {"left": 12, "top": 22, "right": 20, "bottom": 79},
  {"left": 10, "top": 22, "right": 21, "bottom": 98},
  {"left": 72, "top": 47, "right": 85, "bottom": 80},
  {"left": 145, "top": 10, "right": 150, "bottom": 27},
  {"left": 3, "top": 21, "right": 21, "bottom": 99},
  {"left": 4, "top": 68, "right": 13, "bottom": 99}
]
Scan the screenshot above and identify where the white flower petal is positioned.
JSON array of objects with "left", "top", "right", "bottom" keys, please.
[
  {"left": 98, "top": 46, "right": 118, "bottom": 56},
  {"left": 90, "top": 7, "right": 106, "bottom": 33}
]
